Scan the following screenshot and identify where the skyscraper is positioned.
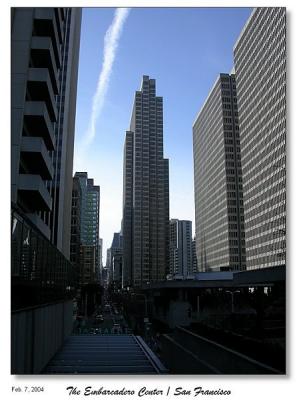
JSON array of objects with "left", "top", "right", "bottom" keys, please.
[
  {"left": 122, "top": 75, "right": 169, "bottom": 287},
  {"left": 192, "top": 237, "right": 198, "bottom": 273},
  {"left": 73, "top": 172, "right": 100, "bottom": 284},
  {"left": 193, "top": 73, "right": 246, "bottom": 272},
  {"left": 122, "top": 131, "right": 133, "bottom": 287},
  {"left": 169, "top": 219, "right": 193, "bottom": 279},
  {"left": 11, "top": 8, "right": 81, "bottom": 260},
  {"left": 233, "top": 8, "right": 286, "bottom": 270},
  {"left": 70, "top": 174, "right": 82, "bottom": 284}
]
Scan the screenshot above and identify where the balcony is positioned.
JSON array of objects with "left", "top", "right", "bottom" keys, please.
[
  {"left": 21, "top": 137, "right": 54, "bottom": 180},
  {"left": 18, "top": 174, "right": 52, "bottom": 212},
  {"left": 33, "top": 8, "right": 61, "bottom": 68},
  {"left": 30, "top": 37, "right": 59, "bottom": 94},
  {"left": 23, "top": 101, "right": 55, "bottom": 151},
  {"left": 27, "top": 68, "right": 58, "bottom": 122}
]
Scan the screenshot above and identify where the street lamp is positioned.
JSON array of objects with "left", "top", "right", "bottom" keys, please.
[{"left": 226, "top": 290, "right": 240, "bottom": 313}]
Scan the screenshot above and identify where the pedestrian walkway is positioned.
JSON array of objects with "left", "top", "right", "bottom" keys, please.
[{"left": 43, "top": 334, "right": 167, "bottom": 374}]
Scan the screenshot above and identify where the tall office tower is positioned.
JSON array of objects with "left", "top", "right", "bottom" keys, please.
[
  {"left": 74, "top": 172, "right": 100, "bottom": 284},
  {"left": 169, "top": 219, "right": 193, "bottom": 279},
  {"left": 70, "top": 175, "right": 82, "bottom": 284},
  {"left": 193, "top": 73, "right": 246, "bottom": 272},
  {"left": 192, "top": 237, "right": 198, "bottom": 273},
  {"left": 122, "top": 131, "right": 133, "bottom": 287},
  {"left": 233, "top": 8, "right": 286, "bottom": 270},
  {"left": 11, "top": 8, "right": 81, "bottom": 258},
  {"left": 122, "top": 75, "right": 170, "bottom": 287}
]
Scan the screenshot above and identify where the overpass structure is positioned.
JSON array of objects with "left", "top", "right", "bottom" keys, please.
[
  {"left": 128, "top": 265, "right": 286, "bottom": 330},
  {"left": 142, "top": 265, "right": 285, "bottom": 290}
]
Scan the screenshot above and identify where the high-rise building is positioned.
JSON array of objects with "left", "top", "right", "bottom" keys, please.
[
  {"left": 98, "top": 238, "right": 103, "bottom": 282},
  {"left": 122, "top": 131, "right": 133, "bottom": 287},
  {"left": 106, "top": 248, "right": 112, "bottom": 284},
  {"left": 193, "top": 73, "right": 246, "bottom": 272},
  {"left": 233, "top": 8, "right": 286, "bottom": 270},
  {"left": 169, "top": 219, "right": 193, "bottom": 279},
  {"left": 73, "top": 172, "right": 100, "bottom": 284},
  {"left": 192, "top": 236, "right": 198, "bottom": 273},
  {"left": 169, "top": 219, "right": 178, "bottom": 277},
  {"left": 122, "top": 75, "right": 169, "bottom": 287},
  {"left": 107, "top": 233, "right": 123, "bottom": 288},
  {"left": 70, "top": 174, "right": 82, "bottom": 284},
  {"left": 11, "top": 8, "right": 81, "bottom": 260}
]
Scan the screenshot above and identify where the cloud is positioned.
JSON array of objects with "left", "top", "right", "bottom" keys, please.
[{"left": 83, "top": 7, "right": 130, "bottom": 147}]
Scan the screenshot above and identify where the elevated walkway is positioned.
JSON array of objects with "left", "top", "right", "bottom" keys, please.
[{"left": 43, "top": 334, "right": 167, "bottom": 374}]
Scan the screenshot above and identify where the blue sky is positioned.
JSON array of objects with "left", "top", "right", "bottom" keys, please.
[{"left": 73, "top": 7, "right": 252, "bottom": 264}]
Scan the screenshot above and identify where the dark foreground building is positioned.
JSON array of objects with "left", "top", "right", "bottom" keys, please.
[
  {"left": 11, "top": 7, "right": 82, "bottom": 374},
  {"left": 11, "top": 8, "right": 81, "bottom": 258}
]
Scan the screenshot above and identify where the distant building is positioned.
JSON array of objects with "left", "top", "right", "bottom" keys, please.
[
  {"left": 107, "top": 232, "right": 123, "bottom": 289},
  {"left": 233, "top": 8, "right": 286, "bottom": 270},
  {"left": 73, "top": 172, "right": 100, "bottom": 284},
  {"left": 122, "top": 75, "right": 169, "bottom": 287},
  {"left": 70, "top": 175, "right": 82, "bottom": 284},
  {"left": 192, "top": 237, "right": 198, "bottom": 273},
  {"left": 169, "top": 219, "right": 193, "bottom": 279},
  {"left": 80, "top": 245, "right": 96, "bottom": 284},
  {"left": 101, "top": 267, "right": 108, "bottom": 287},
  {"left": 193, "top": 73, "right": 246, "bottom": 272},
  {"left": 11, "top": 8, "right": 81, "bottom": 259},
  {"left": 98, "top": 238, "right": 103, "bottom": 282},
  {"left": 106, "top": 248, "right": 112, "bottom": 284},
  {"left": 169, "top": 219, "right": 178, "bottom": 276}
]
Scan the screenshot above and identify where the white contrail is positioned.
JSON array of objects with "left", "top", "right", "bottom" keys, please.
[{"left": 84, "top": 7, "right": 130, "bottom": 145}]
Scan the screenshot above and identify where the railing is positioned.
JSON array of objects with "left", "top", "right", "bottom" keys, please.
[
  {"left": 11, "top": 203, "right": 77, "bottom": 310},
  {"left": 172, "top": 326, "right": 282, "bottom": 374}
]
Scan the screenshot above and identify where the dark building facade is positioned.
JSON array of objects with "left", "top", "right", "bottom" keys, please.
[
  {"left": 122, "top": 131, "right": 133, "bottom": 287},
  {"left": 169, "top": 219, "right": 193, "bottom": 279},
  {"left": 192, "top": 236, "right": 198, "bottom": 273},
  {"left": 11, "top": 8, "right": 81, "bottom": 260},
  {"left": 107, "top": 232, "right": 123, "bottom": 289},
  {"left": 73, "top": 172, "right": 100, "bottom": 284},
  {"left": 122, "top": 76, "right": 169, "bottom": 287},
  {"left": 233, "top": 8, "right": 286, "bottom": 270},
  {"left": 70, "top": 175, "right": 82, "bottom": 285},
  {"left": 193, "top": 73, "right": 246, "bottom": 272}
]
